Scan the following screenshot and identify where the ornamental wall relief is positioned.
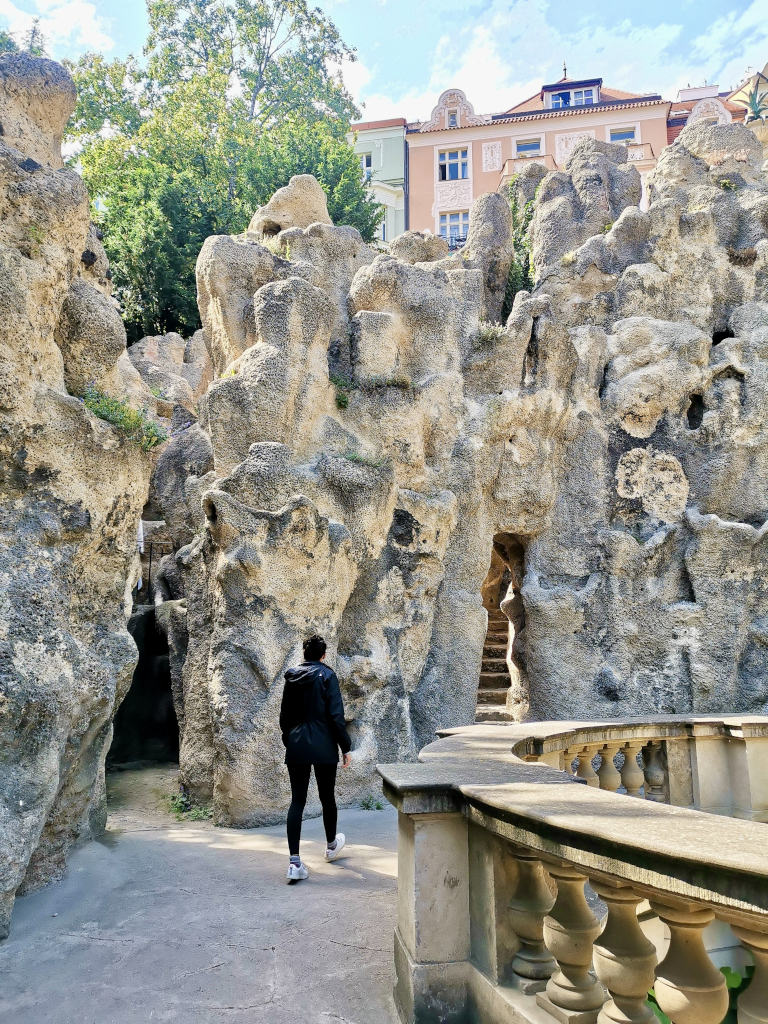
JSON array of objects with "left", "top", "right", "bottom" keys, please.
[
  {"left": 555, "top": 130, "right": 596, "bottom": 165},
  {"left": 689, "top": 98, "right": 732, "bottom": 126},
  {"left": 482, "top": 141, "right": 502, "bottom": 172},
  {"left": 420, "top": 88, "right": 486, "bottom": 132},
  {"left": 435, "top": 179, "right": 473, "bottom": 209}
]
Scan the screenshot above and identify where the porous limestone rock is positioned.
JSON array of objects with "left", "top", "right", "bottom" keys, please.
[
  {"left": 128, "top": 330, "right": 213, "bottom": 417},
  {"left": 247, "top": 173, "right": 332, "bottom": 237},
  {"left": 0, "top": 57, "right": 153, "bottom": 939},
  {"left": 147, "top": 122, "right": 768, "bottom": 827}
]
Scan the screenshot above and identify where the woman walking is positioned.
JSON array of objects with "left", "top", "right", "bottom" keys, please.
[{"left": 280, "top": 634, "right": 352, "bottom": 883}]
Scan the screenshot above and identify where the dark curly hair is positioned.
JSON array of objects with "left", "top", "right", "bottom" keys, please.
[{"left": 303, "top": 634, "right": 327, "bottom": 661}]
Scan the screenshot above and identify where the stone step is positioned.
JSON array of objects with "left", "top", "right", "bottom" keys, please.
[
  {"left": 475, "top": 707, "right": 514, "bottom": 723},
  {"left": 485, "top": 631, "right": 508, "bottom": 643},
  {"left": 479, "top": 671, "right": 510, "bottom": 688},
  {"left": 481, "top": 657, "right": 508, "bottom": 673},
  {"left": 483, "top": 642, "right": 507, "bottom": 655},
  {"left": 476, "top": 687, "right": 509, "bottom": 705}
]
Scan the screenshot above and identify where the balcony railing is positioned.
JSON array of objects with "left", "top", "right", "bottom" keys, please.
[
  {"left": 498, "top": 153, "right": 558, "bottom": 188},
  {"left": 378, "top": 715, "right": 768, "bottom": 1024}
]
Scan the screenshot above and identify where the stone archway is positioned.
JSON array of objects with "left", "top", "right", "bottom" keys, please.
[{"left": 476, "top": 532, "right": 528, "bottom": 721}]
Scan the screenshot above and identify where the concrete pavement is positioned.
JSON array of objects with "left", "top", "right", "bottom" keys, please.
[{"left": 0, "top": 767, "right": 399, "bottom": 1024}]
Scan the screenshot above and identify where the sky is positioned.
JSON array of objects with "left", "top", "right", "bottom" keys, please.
[{"left": 1, "top": 0, "right": 767, "bottom": 121}]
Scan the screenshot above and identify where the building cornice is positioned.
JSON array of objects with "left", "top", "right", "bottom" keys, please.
[{"left": 407, "top": 97, "right": 668, "bottom": 134}]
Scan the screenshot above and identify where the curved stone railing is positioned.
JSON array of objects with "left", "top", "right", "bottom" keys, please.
[{"left": 378, "top": 718, "right": 768, "bottom": 1024}]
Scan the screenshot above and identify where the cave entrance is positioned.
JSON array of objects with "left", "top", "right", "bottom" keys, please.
[
  {"left": 476, "top": 532, "right": 528, "bottom": 722},
  {"left": 107, "top": 604, "right": 179, "bottom": 767}
]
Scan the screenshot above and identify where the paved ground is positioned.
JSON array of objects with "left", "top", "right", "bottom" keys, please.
[{"left": 0, "top": 766, "right": 399, "bottom": 1024}]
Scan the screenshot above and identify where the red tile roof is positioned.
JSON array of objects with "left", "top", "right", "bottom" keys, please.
[{"left": 350, "top": 117, "right": 407, "bottom": 131}]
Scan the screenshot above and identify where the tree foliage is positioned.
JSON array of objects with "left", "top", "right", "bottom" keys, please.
[
  {"left": 66, "top": 0, "right": 382, "bottom": 341},
  {"left": 0, "top": 30, "right": 19, "bottom": 54}
]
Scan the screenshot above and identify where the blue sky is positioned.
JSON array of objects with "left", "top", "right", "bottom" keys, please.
[{"left": 1, "top": 0, "right": 767, "bottom": 120}]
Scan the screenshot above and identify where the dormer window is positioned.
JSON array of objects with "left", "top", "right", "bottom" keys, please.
[
  {"left": 550, "top": 90, "right": 571, "bottom": 109},
  {"left": 448, "top": 109, "right": 458, "bottom": 128},
  {"left": 573, "top": 88, "right": 595, "bottom": 106}
]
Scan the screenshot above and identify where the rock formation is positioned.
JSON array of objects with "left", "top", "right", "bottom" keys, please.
[
  {"left": 0, "top": 55, "right": 154, "bottom": 938},
  {"left": 4, "top": 52, "right": 768, "bottom": 934},
  {"left": 147, "top": 123, "right": 768, "bottom": 828}
]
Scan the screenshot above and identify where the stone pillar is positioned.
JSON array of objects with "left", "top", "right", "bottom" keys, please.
[
  {"left": 591, "top": 881, "right": 656, "bottom": 1024},
  {"left": 507, "top": 847, "right": 557, "bottom": 993},
  {"left": 642, "top": 743, "right": 667, "bottom": 803},
  {"left": 576, "top": 748, "right": 600, "bottom": 788},
  {"left": 394, "top": 810, "right": 470, "bottom": 1024},
  {"left": 741, "top": 736, "right": 768, "bottom": 821},
  {"left": 620, "top": 743, "right": 645, "bottom": 798},
  {"left": 468, "top": 824, "right": 517, "bottom": 986},
  {"left": 689, "top": 728, "right": 733, "bottom": 814},
  {"left": 649, "top": 898, "right": 728, "bottom": 1024},
  {"left": 597, "top": 745, "right": 622, "bottom": 793},
  {"left": 537, "top": 862, "right": 605, "bottom": 1022},
  {"left": 730, "top": 923, "right": 768, "bottom": 1024}
]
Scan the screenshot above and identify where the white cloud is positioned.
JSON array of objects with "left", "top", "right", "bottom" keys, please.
[
  {"left": 0, "top": 0, "right": 114, "bottom": 54},
  {"left": 344, "top": 0, "right": 768, "bottom": 122}
]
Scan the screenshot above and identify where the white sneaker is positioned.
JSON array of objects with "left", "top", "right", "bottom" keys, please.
[
  {"left": 286, "top": 861, "right": 309, "bottom": 884},
  {"left": 324, "top": 832, "right": 346, "bottom": 862}
]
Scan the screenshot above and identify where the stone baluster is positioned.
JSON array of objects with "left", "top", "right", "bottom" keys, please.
[
  {"left": 536, "top": 862, "right": 605, "bottom": 1021},
  {"left": 649, "top": 899, "right": 728, "bottom": 1024},
  {"left": 591, "top": 880, "right": 657, "bottom": 1023},
  {"left": 620, "top": 743, "right": 645, "bottom": 798},
  {"left": 730, "top": 922, "right": 768, "bottom": 1024},
  {"left": 507, "top": 848, "right": 557, "bottom": 993},
  {"left": 642, "top": 742, "right": 667, "bottom": 803},
  {"left": 597, "top": 745, "right": 622, "bottom": 793},
  {"left": 576, "top": 747, "right": 600, "bottom": 787}
]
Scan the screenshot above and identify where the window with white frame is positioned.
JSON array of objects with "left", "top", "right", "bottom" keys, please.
[
  {"left": 550, "top": 90, "right": 571, "bottom": 109},
  {"left": 448, "top": 109, "right": 458, "bottom": 128},
  {"left": 516, "top": 138, "right": 541, "bottom": 157},
  {"left": 360, "top": 152, "right": 373, "bottom": 179},
  {"left": 609, "top": 127, "right": 636, "bottom": 144},
  {"left": 439, "top": 210, "right": 470, "bottom": 247},
  {"left": 573, "top": 88, "right": 595, "bottom": 106},
  {"left": 438, "top": 148, "right": 469, "bottom": 181}
]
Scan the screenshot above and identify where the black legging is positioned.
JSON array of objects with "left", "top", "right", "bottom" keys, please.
[{"left": 287, "top": 762, "right": 338, "bottom": 856}]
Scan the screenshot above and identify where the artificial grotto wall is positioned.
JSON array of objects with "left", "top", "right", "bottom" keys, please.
[
  {"left": 3, "top": 52, "right": 768, "bottom": 938},
  {"left": 0, "top": 55, "right": 156, "bottom": 937},
  {"left": 150, "top": 125, "right": 768, "bottom": 827}
]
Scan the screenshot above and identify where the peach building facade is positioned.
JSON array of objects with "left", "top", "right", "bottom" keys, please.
[{"left": 407, "top": 79, "right": 671, "bottom": 245}]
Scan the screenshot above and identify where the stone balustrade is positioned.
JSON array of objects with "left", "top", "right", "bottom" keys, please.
[{"left": 378, "top": 717, "right": 768, "bottom": 1024}]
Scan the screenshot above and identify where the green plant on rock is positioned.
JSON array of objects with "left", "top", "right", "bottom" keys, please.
[
  {"left": 602, "top": 221, "right": 614, "bottom": 233},
  {"left": 330, "top": 371, "right": 354, "bottom": 409},
  {"left": 719, "top": 178, "right": 737, "bottom": 191},
  {"left": 82, "top": 384, "right": 168, "bottom": 451},
  {"left": 342, "top": 449, "right": 386, "bottom": 469},
  {"left": 501, "top": 183, "right": 535, "bottom": 322},
  {"left": 359, "top": 374, "right": 412, "bottom": 393},
  {"left": 360, "top": 794, "right": 384, "bottom": 810},
  {"left": 167, "top": 789, "right": 213, "bottom": 822},
  {"left": 261, "top": 236, "right": 291, "bottom": 260},
  {"left": 476, "top": 321, "right": 506, "bottom": 346}
]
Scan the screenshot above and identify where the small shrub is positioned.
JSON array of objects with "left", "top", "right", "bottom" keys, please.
[
  {"left": 360, "top": 794, "right": 384, "bottom": 810},
  {"left": 601, "top": 221, "right": 614, "bottom": 234},
  {"left": 330, "top": 371, "right": 354, "bottom": 409},
  {"left": 167, "top": 789, "right": 212, "bottom": 822},
  {"left": 719, "top": 178, "right": 737, "bottom": 191},
  {"left": 82, "top": 385, "right": 167, "bottom": 452},
  {"left": 476, "top": 321, "right": 506, "bottom": 346},
  {"left": 187, "top": 805, "right": 213, "bottom": 821},
  {"left": 149, "top": 385, "right": 165, "bottom": 399}
]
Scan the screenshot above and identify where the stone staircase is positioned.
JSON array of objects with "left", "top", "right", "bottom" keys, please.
[{"left": 475, "top": 610, "right": 512, "bottom": 722}]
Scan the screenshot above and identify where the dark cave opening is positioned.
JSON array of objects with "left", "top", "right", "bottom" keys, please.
[
  {"left": 712, "top": 329, "right": 734, "bottom": 345},
  {"left": 686, "top": 393, "right": 705, "bottom": 430},
  {"left": 107, "top": 604, "right": 179, "bottom": 767}
]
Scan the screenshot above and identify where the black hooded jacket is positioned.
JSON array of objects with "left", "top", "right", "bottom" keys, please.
[{"left": 280, "top": 660, "right": 352, "bottom": 765}]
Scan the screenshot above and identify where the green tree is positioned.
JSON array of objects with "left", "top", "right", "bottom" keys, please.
[
  {"left": 0, "top": 30, "right": 19, "bottom": 54},
  {"left": 23, "top": 18, "right": 46, "bottom": 56},
  {"left": 67, "top": 0, "right": 381, "bottom": 342}
]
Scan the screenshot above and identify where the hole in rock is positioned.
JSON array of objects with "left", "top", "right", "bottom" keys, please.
[
  {"left": 712, "top": 329, "right": 734, "bottom": 345},
  {"left": 686, "top": 393, "right": 705, "bottom": 430},
  {"left": 107, "top": 604, "right": 179, "bottom": 768},
  {"left": 477, "top": 533, "right": 528, "bottom": 721}
]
